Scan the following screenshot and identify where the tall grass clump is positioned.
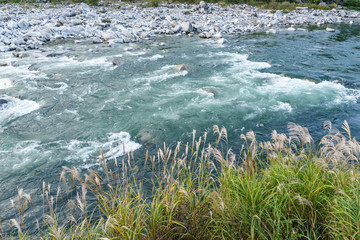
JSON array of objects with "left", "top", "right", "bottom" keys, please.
[{"left": 2, "top": 120, "right": 360, "bottom": 239}]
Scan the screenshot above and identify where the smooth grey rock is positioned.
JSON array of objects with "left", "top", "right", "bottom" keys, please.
[
  {"left": 112, "top": 57, "right": 124, "bottom": 66},
  {"left": 28, "top": 63, "right": 41, "bottom": 71},
  {"left": 46, "top": 52, "right": 66, "bottom": 57}
]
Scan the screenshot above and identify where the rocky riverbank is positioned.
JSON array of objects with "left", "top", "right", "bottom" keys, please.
[{"left": 0, "top": 2, "right": 359, "bottom": 52}]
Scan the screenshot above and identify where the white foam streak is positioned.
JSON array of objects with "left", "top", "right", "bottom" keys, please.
[
  {"left": 0, "top": 97, "right": 40, "bottom": 125},
  {"left": 0, "top": 78, "right": 12, "bottom": 89},
  {"left": 65, "top": 132, "right": 141, "bottom": 165}
]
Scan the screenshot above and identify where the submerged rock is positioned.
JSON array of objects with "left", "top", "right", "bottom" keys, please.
[
  {"left": 175, "top": 64, "right": 188, "bottom": 71},
  {"left": 0, "top": 99, "right": 8, "bottom": 110},
  {"left": 112, "top": 57, "right": 124, "bottom": 66},
  {"left": 46, "top": 52, "right": 66, "bottom": 58},
  {"left": 28, "top": 63, "right": 40, "bottom": 71},
  {"left": 217, "top": 38, "right": 227, "bottom": 44},
  {"left": 203, "top": 88, "right": 217, "bottom": 96}
]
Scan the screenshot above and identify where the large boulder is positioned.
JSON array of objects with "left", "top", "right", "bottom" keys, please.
[
  {"left": 199, "top": 1, "right": 208, "bottom": 10},
  {"left": 181, "top": 22, "right": 193, "bottom": 33}
]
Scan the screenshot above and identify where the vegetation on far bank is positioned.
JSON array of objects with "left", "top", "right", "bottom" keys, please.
[{"left": 2, "top": 121, "right": 360, "bottom": 239}]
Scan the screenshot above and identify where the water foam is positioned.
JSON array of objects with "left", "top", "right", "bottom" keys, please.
[
  {"left": 0, "top": 78, "right": 12, "bottom": 89},
  {"left": 0, "top": 97, "right": 40, "bottom": 126},
  {"left": 64, "top": 132, "right": 141, "bottom": 165}
]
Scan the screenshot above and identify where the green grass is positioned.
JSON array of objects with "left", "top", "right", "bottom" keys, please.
[{"left": 2, "top": 121, "right": 360, "bottom": 239}]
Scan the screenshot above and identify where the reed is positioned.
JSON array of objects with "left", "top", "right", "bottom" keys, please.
[{"left": 2, "top": 120, "right": 360, "bottom": 239}]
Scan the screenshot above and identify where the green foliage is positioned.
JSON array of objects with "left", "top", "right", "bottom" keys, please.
[
  {"left": 343, "top": 0, "right": 360, "bottom": 9},
  {"left": 3, "top": 121, "right": 360, "bottom": 239}
]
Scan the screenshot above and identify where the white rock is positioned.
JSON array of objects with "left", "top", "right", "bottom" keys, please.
[
  {"left": 79, "top": 3, "right": 91, "bottom": 12},
  {"left": 199, "top": 1, "right": 208, "bottom": 10},
  {"left": 287, "top": 27, "right": 296, "bottom": 31},
  {"left": 216, "top": 38, "right": 227, "bottom": 44},
  {"left": 326, "top": 27, "right": 335, "bottom": 32},
  {"left": 181, "top": 22, "right": 193, "bottom": 33},
  {"left": 172, "top": 25, "right": 182, "bottom": 33},
  {"left": 92, "top": 37, "right": 103, "bottom": 44},
  {"left": 101, "top": 31, "right": 117, "bottom": 41}
]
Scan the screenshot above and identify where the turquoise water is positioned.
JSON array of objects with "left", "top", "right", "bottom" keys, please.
[{"left": 0, "top": 24, "right": 359, "bottom": 228}]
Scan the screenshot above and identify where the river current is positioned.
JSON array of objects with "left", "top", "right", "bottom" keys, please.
[{"left": 0, "top": 24, "right": 359, "bottom": 228}]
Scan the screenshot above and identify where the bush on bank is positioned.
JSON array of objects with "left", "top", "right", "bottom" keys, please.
[{"left": 2, "top": 121, "right": 360, "bottom": 239}]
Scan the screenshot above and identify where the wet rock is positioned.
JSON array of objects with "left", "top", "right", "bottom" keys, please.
[
  {"left": 199, "top": 32, "right": 212, "bottom": 38},
  {"left": 112, "top": 57, "right": 124, "bottom": 66},
  {"left": 46, "top": 52, "right": 66, "bottom": 58},
  {"left": 326, "top": 27, "right": 335, "bottom": 32},
  {"left": 175, "top": 64, "right": 188, "bottom": 71},
  {"left": 28, "top": 63, "right": 41, "bottom": 71},
  {"left": 0, "top": 99, "right": 8, "bottom": 110},
  {"left": 203, "top": 88, "right": 217, "bottom": 96},
  {"left": 217, "top": 38, "right": 227, "bottom": 44},
  {"left": 12, "top": 52, "right": 28, "bottom": 58}
]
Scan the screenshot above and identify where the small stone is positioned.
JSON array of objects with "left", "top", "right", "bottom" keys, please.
[{"left": 326, "top": 27, "right": 335, "bottom": 32}]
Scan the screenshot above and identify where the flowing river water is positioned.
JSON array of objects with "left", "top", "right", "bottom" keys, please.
[{"left": 0, "top": 24, "right": 359, "bottom": 229}]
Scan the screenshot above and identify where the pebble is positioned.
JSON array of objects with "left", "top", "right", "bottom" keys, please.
[{"left": 0, "top": 2, "right": 358, "bottom": 52}]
